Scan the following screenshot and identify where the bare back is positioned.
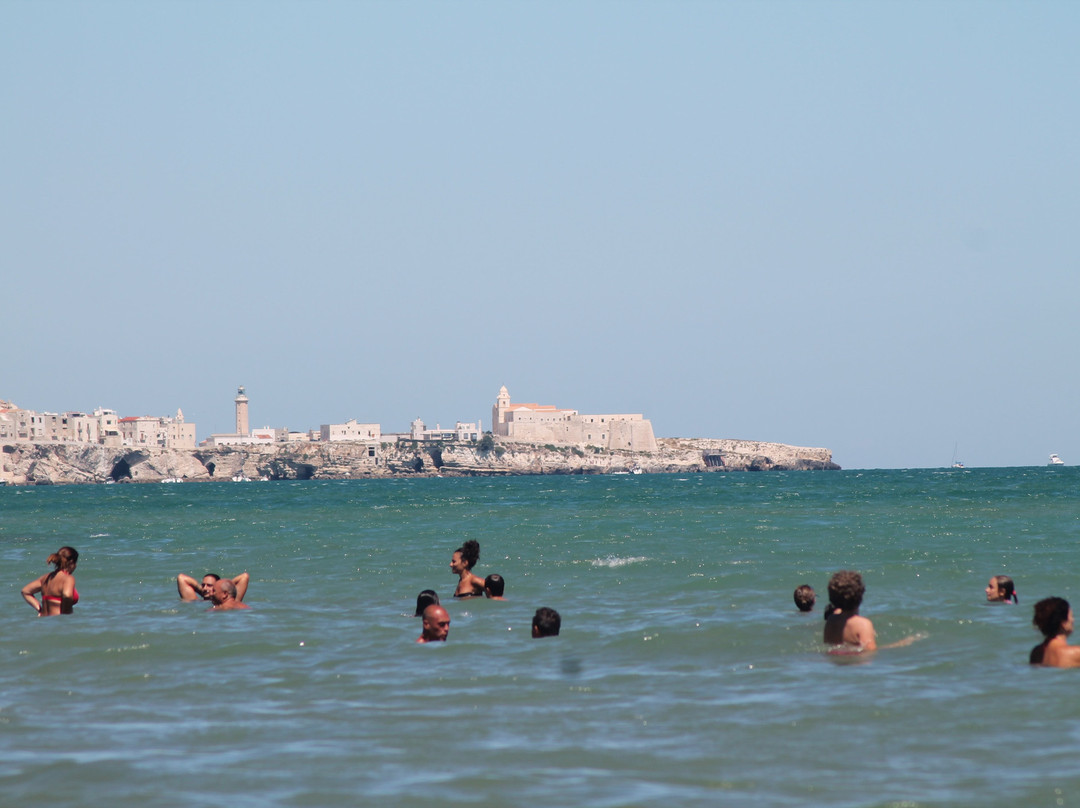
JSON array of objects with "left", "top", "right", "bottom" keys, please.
[
  {"left": 823, "top": 611, "right": 877, "bottom": 652},
  {"left": 1036, "top": 636, "right": 1080, "bottom": 668}
]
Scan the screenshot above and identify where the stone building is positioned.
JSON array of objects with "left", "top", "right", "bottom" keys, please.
[
  {"left": 409, "top": 418, "right": 481, "bottom": 442},
  {"left": 491, "top": 386, "right": 657, "bottom": 452},
  {"left": 321, "top": 419, "right": 382, "bottom": 443},
  {"left": 1, "top": 402, "right": 130, "bottom": 447},
  {"left": 118, "top": 410, "right": 196, "bottom": 449}
]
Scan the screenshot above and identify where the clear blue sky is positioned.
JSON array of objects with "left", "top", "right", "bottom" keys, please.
[{"left": 3, "top": 1, "right": 1077, "bottom": 470}]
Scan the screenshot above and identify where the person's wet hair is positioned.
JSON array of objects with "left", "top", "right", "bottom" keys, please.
[
  {"left": 793, "top": 584, "right": 816, "bottom": 612},
  {"left": 485, "top": 574, "right": 504, "bottom": 597},
  {"left": 992, "top": 575, "right": 1018, "bottom": 604},
  {"left": 827, "top": 570, "right": 865, "bottom": 612},
  {"left": 47, "top": 546, "right": 78, "bottom": 573},
  {"left": 415, "top": 589, "right": 440, "bottom": 616},
  {"left": 532, "top": 606, "right": 561, "bottom": 637},
  {"left": 1033, "top": 596, "right": 1071, "bottom": 639},
  {"left": 456, "top": 540, "right": 480, "bottom": 570}
]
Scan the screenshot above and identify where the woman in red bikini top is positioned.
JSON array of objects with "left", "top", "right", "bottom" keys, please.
[{"left": 21, "top": 546, "right": 79, "bottom": 616}]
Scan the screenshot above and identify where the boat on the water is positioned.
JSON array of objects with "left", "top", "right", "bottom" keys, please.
[
  {"left": 1049, "top": 454, "right": 1065, "bottom": 466},
  {"left": 950, "top": 443, "right": 964, "bottom": 469}
]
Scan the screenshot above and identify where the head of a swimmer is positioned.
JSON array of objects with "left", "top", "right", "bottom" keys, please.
[
  {"left": 484, "top": 574, "right": 505, "bottom": 598},
  {"left": 47, "top": 546, "right": 78, "bottom": 574},
  {"left": 793, "top": 584, "right": 816, "bottom": 612},
  {"left": 986, "top": 575, "right": 1017, "bottom": 604},
  {"left": 200, "top": 574, "right": 222, "bottom": 601},
  {"left": 421, "top": 604, "right": 451, "bottom": 642},
  {"left": 827, "top": 570, "right": 865, "bottom": 612},
  {"left": 415, "top": 589, "right": 440, "bottom": 616},
  {"left": 532, "top": 607, "right": 561, "bottom": 638},
  {"left": 210, "top": 579, "right": 237, "bottom": 605},
  {"left": 451, "top": 539, "right": 480, "bottom": 574},
  {"left": 1033, "top": 597, "right": 1073, "bottom": 639}
]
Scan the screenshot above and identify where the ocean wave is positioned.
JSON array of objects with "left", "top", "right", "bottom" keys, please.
[{"left": 590, "top": 555, "right": 649, "bottom": 568}]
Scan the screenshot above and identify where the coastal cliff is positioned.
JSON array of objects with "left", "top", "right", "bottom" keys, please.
[{"left": 0, "top": 437, "right": 838, "bottom": 485}]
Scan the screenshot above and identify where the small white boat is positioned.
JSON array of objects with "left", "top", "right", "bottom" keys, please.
[
  {"left": 1049, "top": 454, "right": 1065, "bottom": 466},
  {"left": 161, "top": 477, "right": 183, "bottom": 484},
  {"left": 950, "top": 443, "right": 963, "bottom": 469},
  {"left": 232, "top": 473, "right": 252, "bottom": 482}
]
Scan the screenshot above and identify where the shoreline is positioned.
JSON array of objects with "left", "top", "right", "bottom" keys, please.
[{"left": 0, "top": 437, "right": 838, "bottom": 486}]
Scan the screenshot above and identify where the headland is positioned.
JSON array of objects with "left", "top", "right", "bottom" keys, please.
[{"left": 1, "top": 437, "right": 838, "bottom": 485}]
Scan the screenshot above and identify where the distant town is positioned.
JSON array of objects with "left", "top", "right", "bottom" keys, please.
[{"left": 0, "top": 385, "right": 657, "bottom": 454}]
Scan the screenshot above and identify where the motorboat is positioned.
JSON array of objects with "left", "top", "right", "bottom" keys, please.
[{"left": 1049, "top": 454, "right": 1065, "bottom": 466}]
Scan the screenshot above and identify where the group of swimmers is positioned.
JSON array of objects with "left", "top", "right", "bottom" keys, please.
[
  {"left": 21, "top": 541, "right": 560, "bottom": 641},
  {"left": 414, "top": 539, "right": 561, "bottom": 643},
  {"left": 793, "top": 569, "right": 1080, "bottom": 666},
  {"left": 30, "top": 547, "right": 1078, "bottom": 664}
]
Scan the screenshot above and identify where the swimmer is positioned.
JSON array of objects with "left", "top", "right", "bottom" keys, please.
[
  {"left": 177, "top": 571, "right": 249, "bottom": 603},
  {"left": 21, "top": 546, "right": 79, "bottom": 616},
  {"left": 793, "top": 584, "right": 816, "bottom": 612},
  {"left": 414, "top": 589, "right": 440, "bottom": 616},
  {"left": 208, "top": 578, "right": 250, "bottom": 611},
  {"left": 823, "top": 570, "right": 876, "bottom": 652},
  {"left": 451, "top": 540, "right": 485, "bottom": 598},
  {"left": 532, "top": 607, "right": 561, "bottom": 638},
  {"left": 484, "top": 574, "right": 506, "bottom": 600},
  {"left": 417, "top": 604, "right": 450, "bottom": 643},
  {"left": 1030, "top": 597, "right": 1080, "bottom": 667},
  {"left": 985, "top": 575, "right": 1018, "bottom": 604}
]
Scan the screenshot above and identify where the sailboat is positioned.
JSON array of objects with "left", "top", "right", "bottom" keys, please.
[{"left": 950, "top": 443, "right": 964, "bottom": 469}]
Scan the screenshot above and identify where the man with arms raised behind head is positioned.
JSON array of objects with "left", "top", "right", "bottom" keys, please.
[
  {"left": 417, "top": 604, "right": 450, "bottom": 643},
  {"left": 208, "top": 578, "right": 250, "bottom": 611},
  {"left": 177, "top": 571, "right": 249, "bottom": 603}
]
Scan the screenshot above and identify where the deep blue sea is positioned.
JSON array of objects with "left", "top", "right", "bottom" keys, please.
[{"left": 4, "top": 467, "right": 1080, "bottom": 807}]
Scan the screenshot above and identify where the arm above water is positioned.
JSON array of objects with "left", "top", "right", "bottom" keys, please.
[
  {"left": 21, "top": 574, "right": 45, "bottom": 614},
  {"left": 176, "top": 573, "right": 202, "bottom": 601},
  {"left": 230, "top": 572, "right": 250, "bottom": 601}
]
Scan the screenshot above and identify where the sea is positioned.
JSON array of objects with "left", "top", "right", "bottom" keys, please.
[{"left": 3, "top": 467, "right": 1080, "bottom": 808}]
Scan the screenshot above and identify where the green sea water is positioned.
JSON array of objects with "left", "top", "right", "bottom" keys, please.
[{"left": 3, "top": 468, "right": 1080, "bottom": 807}]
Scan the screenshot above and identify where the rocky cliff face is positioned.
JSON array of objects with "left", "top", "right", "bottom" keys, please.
[{"left": 0, "top": 437, "right": 838, "bottom": 485}]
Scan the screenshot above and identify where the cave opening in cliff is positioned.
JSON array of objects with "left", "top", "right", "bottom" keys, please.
[{"left": 109, "top": 458, "right": 133, "bottom": 482}]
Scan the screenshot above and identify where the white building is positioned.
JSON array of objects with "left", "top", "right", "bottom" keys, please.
[
  {"left": 410, "top": 418, "right": 481, "bottom": 442},
  {"left": 321, "top": 419, "right": 381, "bottom": 443}
]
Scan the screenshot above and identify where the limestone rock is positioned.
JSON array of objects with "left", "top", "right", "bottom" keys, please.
[{"left": 0, "top": 436, "right": 838, "bottom": 485}]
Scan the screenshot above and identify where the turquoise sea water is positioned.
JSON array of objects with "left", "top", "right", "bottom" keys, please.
[{"left": 3, "top": 468, "right": 1080, "bottom": 807}]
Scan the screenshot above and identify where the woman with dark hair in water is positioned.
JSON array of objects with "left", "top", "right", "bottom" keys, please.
[
  {"left": 986, "top": 575, "right": 1018, "bottom": 604},
  {"left": 451, "top": 540, "right": 485, "bottom": 598},
  {"left": 21, "top": 546, "right": 79, "bottom": 616},
  {"left": 414, "top": 589, "right": 440, "bottom": 616},
  {"left": 1030, "top": 597, "right": 1080, "bottom": 667}
]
